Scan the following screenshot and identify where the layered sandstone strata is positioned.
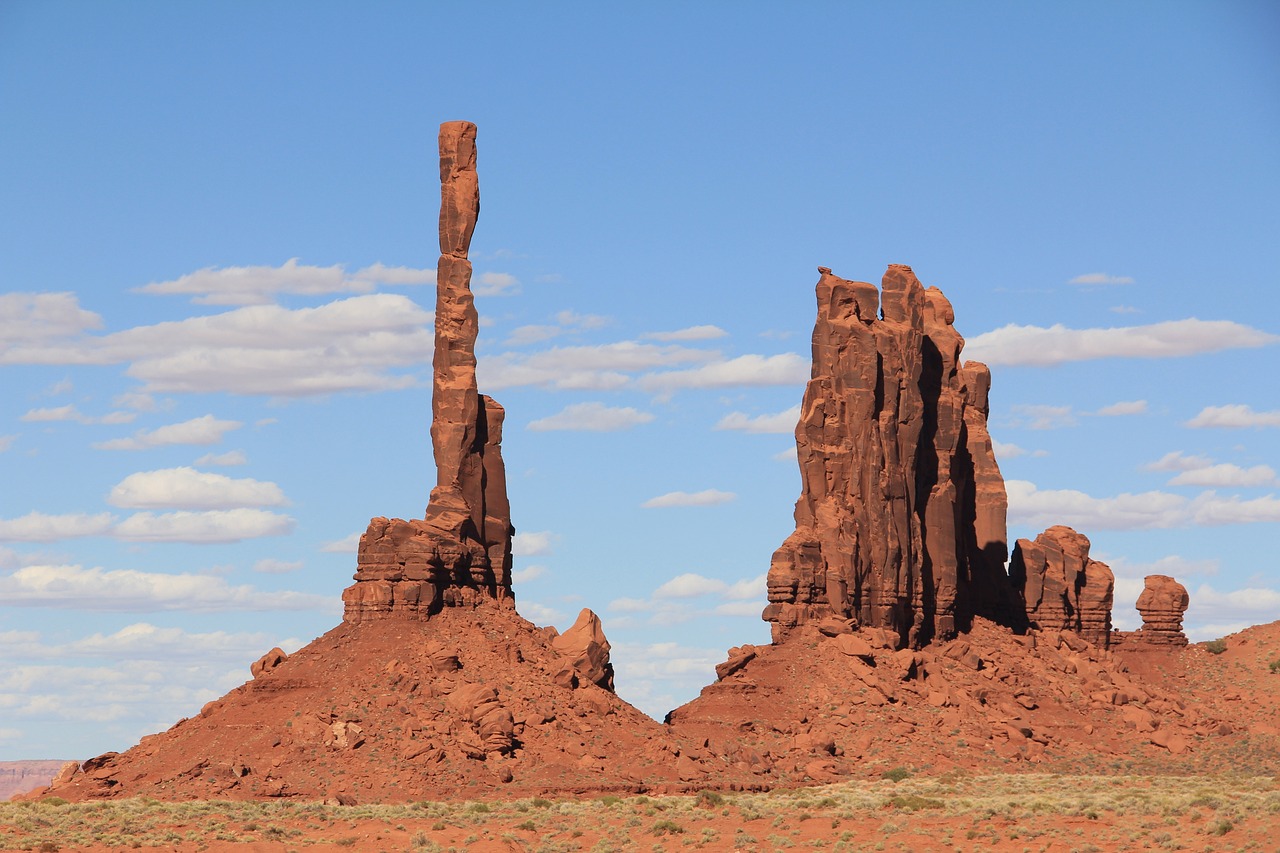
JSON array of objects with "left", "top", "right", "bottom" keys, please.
[
  {"left": 1010, "top": 525, "right": 1114, "bottom": 647},
  {"left": 1133, "top": 574, "right": 1190, "bottom": 645},
  {"left": 764, "top": 265, "right": 1014, "bottom": 647},
  {"left": 343, "top": 121, "right": 515, "bottom": 621}
]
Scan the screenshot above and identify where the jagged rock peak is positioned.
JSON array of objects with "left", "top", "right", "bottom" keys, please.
[
  {"left": 764, "top": 265, "right": 1017, "bottom": 649},
  {"left": 1010, "top": 525, "right": 1114, "bottom": 648},
  {"left": 342, "top": 121, "right": 515, "bottom": 622}
]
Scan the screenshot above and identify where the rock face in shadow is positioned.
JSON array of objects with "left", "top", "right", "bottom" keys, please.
[
  {"left": 1010, "top": 525, "right": 1114, "bottom": 648},
  {"left": 1134, "top": 575, "right": 1190, "bottom": 646},
  {"left": 343, "top": 121, "right": 515, "bottom": 622},
  {"left": 764, "top": 265, "right": 1016, "bottom": 648}
]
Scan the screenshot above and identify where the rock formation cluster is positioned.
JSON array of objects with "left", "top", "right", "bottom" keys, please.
[
  {"left": 342, "top": 121, "right": 515, "bottom": 622},
  {"left": 765, "top": 265, "right": 1016, "bottom": 647},
  {"left": 1009, "top": 525, "right": 1115, "bottom": 648},
  {"left": 1131, "top": 574, "right": 1190, "bottom": 645}
]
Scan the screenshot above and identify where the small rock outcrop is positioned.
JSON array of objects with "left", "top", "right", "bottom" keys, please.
[
  {"left": 1010, "top": 525, "right": 1114, "bottom": 648},
  {"left": 764, "top": 265, "right": 1015, "bottom": 647},
  {"left": 552, "top": 608, "right": 615, "bottom": 691},
  {"left": 1134, "top": 574, "right": 1190, "bottom": 645},
  {"left": 343, "top": 121, "right": 515, "bottom": 622}
]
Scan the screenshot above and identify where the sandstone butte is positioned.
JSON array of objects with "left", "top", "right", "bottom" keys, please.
[{"left": 29, "top": 123, "right": 1280, "bottom": 805}]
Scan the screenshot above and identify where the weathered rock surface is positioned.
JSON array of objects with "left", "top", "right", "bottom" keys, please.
[
  {"left": 764, "top": 265, "right": 1014, "bottom": 648},
  {"left": 343, "top": 120, "right": 514, "bottom": 622},
  {"left": 1134, "top": 575, "right": 1190, "bottom": 646},
  {"left": 551, "top": 608, "right": 615, "bottom": 691},
  {"left": 1010, "top": 526, "right": 1114, "bottom": 648}
]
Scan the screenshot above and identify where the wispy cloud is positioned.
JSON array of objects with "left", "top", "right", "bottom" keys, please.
[
  {"left": 20, "top": 404, "right": 135, "bottom": 425},
  {"left": 643, "top": 325, "right": 728, "bottom": 342},
  {"left": 113, "top": 509, "right": 295, "bottom": 543},
  {"left": 641, "top": 489, "right": 736, "bottom": 508},
  {"left": 526, "top": 402, "right": 654, "bottom": 432},
  {"left": 512, "top": 530, "right": 557, "bottom": 556},
  {"left": 1186, "top": 404, "right": 1280, "bottom": 429},
  {"left": 94, "top": 415, "right": 242, "bottom": 450},
  {"left": 132, "top": 259, "right": 434, "bottom": 306},
  {"left": 474, "top": 271, "right": 520, "bottom": 296},
  {"left": 966, "top": 319, "right": 1277, "bottom": 367},
  {"left": 194, "top": 450, "right": 247, "bottom": 467},
  {"left": 253, "top": 558, "right": 303, "bottom": 574},
  {"left": 715, "top": 404, "right": 801, "bottom": 434},
  {"left": 1095, "top": 400, "right": 1147, "bottom": 417},
  {"left": 0, "top": 512, "right": 116, "bottom": 542},
  {"left": 1068, "top": 272, "right": 1135, "bottom": 286},
  {"left": 1010, "top": 404, "right": 1076, "bottom": 430},
  {"left": 638, "top": 353, "right": 808, "bottom": 393}
]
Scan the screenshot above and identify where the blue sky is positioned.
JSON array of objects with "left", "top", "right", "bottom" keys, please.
[{"left": 2, "top": 1, "right": 1278, "bottom": 760}]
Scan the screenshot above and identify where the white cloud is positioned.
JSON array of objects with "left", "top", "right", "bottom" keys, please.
[
  {"left": 0, "top": 292, "right": 102, "bottom": 347},
  {"left": 113, "top": 391, "right": 160, "bottom": 412},
  {"left": 1068, "top": 273, "right": 1135, "bottom": 286},
  {"left": 107, "top": 467, "right": 287, "bottom": 510},
  {"left": 512, "top": 530, "right": 556, "bottom": 556},
  {"left": 654, "top": 573, "right": 731, "bottom": 599},
  {"left": 1010, "top": 404, "right": 1076, "bottom": 430},
  {"left": 132, "top": 258, "right": 434, "bottom": 306},
  {"left": 1186, "top": 404, "right": 1280, "bottom": 429},
  {"left": 253, "top": 558, "right": 303, "bottom": 574},
  {"left": 0, "top": 435, "right": 15, "bottom": 453},
  {"left": 113, "top": 509, "right": 295, "bottom": 543},
  {"left": 716, "top": 404, "right": 801, "bottom": 434},
  {"left": 643, "top": 325, "right": 728, "bottom": 342},
  {"left": 516, "top": 600, "right": 564, "bottom": 626},
  {"left": 1008, "top": 479, "right": 1280, "bottom": 530},
  {"left": 638, "top": 353, "right": 809, "bottom": 393},
  {"left": 1095, "top": 400, "right": 1147, "bottom": 416},
  {"left": 480, "top": 342, "right": 714, "bottom": 391},
  {"left": 1185, "top": 584, "right": 1280, "bottom": 638},
  {"left": 527, "top": 402, "right": 655, "bottom": 432},
  {"left": 20, "top": 404, "right": 135, "bottom": 425},
  {"left": 773, "top": 445, "right": 798, "bottom": 462},
  {"left": 992, "top": 438, "right": 1027, "bottom": 459},
  {"left": 511, "top": 564, "right": 546, "bottom": 584},
  {"left": 1145, "top": 450, "right": 1214, "bottom": 472},
  {"left": 474, "top": 272, "right": 520, "bottom": 296},
  {"left": 641, "top": 489, "right": 736, "bottom": 508},
  {"left": 505, "top": 324, "right": 562, "bottom": 347},
  {"left": 320, "top": 531, "right": 361, "bottom": 553},
  {"left": 194, "top": 450, "right": 248, "bottom": 467},
  {"left": 0, "top": 564, "right": 330, "bottom": 611},
  {"left": 966, "top": 319, "right": 1278, "bottom": 367},
  {"left": 1169, "top": 463, "right": 1277, "bottom": 488},
  {"left": 0, "top": 512, "right": 116, "bottom": 542},
  {"left": 94, "top": 414, "right": 242, "bottom": 450},
  {"left": 3, "top": 293, "right": 434, "bottom": 397}
]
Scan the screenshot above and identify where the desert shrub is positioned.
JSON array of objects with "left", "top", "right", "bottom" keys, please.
[
  {"left": 598, "top": 795, "right": 621, "bottom": 807},
  {"left": 466, "top": 802, "right": 491, "bottom": 814},
  {"left": 881, "top": 767, "right": 911, "bottom": 783},
  {"left": 1269, "top": 658, "right": 1280, "bottom": 673},
  {"left": 1212, "top": 818, "right": 1233, "bottom": 835},
  {"left": 695, "top": 790, "right": 724, "bottom": 808},
  {"left": 651, "top": 819, "right": 683, "bottom": 835},
  {"left": 1205, "top": 639, "right": 1227, "bottom": 655},
  {"left": 887, "top": 794, "right": 944, "bottom": 812}
]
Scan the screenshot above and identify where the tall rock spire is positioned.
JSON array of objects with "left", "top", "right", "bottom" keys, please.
[
  {"left": 763, "top": 265, "right": 1015, "bottom": 647},
  {"left": 342, "top": 121, "right": 514, "bottom": 621}
]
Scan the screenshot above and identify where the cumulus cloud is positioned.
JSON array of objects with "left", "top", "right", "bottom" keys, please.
[
  {"left": 526, "top": 402, "right": 655, "bottom": 432},
  {"left": 0, "top": 292, "right": 102, "bottom": 347},
  {"left": 512, "top": 530, "right": 556, "bottom": 556},
  {"left": 511, "top": 565, "right": 546, "bottom": 584},
  {"left": 194, "top": 450, "right": 247, "bottom": 467},
  {"left": 113, "top": 509, "right": 295, "bottom": 543},
  {"left": 516, "top": 600, "right": 566, "bottom": 626},
  {"left": 474, "top": 272, "right": 520, "bottom": 296},
  {"left": 107, "top": 467, "right": 287, "bottom": 509},
  {"left": 966, "top": 319, "right": 1277, "bottom": 367},
  {"left": 253, "top": 558, "right": 303, "bottom": 574},
  {"left": 1185, "top": 404, "right": 1280, "bottom": 429},
  {"left": 1007, "top": 479, "right": 1280, "bottom": 530},
  {"left": 94, "top": 414, "right": 242, "bottom": 450},
  {"left": 715, "top": 405, "right": 801, "bottom": 434},
  {"left": 132, "top": 258, "right": 434, "bottom": 306},
  {"left": 0, "top": 564, "right": 330, "bottom": 611},
  {"left": 1169, "top": 463, "right": 1277, "bottom": 488},
  {"left": 0, "top": 512, "right": 116, "bottom": 542},
  {"left": 1095, "top": 400, "right": 1147, "bottom": 416},
  {"left": 1184, "top": 584, "right": 1280, "bottom": 640},
  {"left": 3, "top": 293, "right": 434, "bottom": 397},
  {"left": 643, "top": 325, "right": 728, "bottom": 342},
  {"left": 641, "top": 489, "right": 736, "bottom": 508},
  {"left": 1068, "top": 273, "right": 1135, "bottom": 286},
  {"left": 638, "top": 353, "right": 809, "bottom": 393}
]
